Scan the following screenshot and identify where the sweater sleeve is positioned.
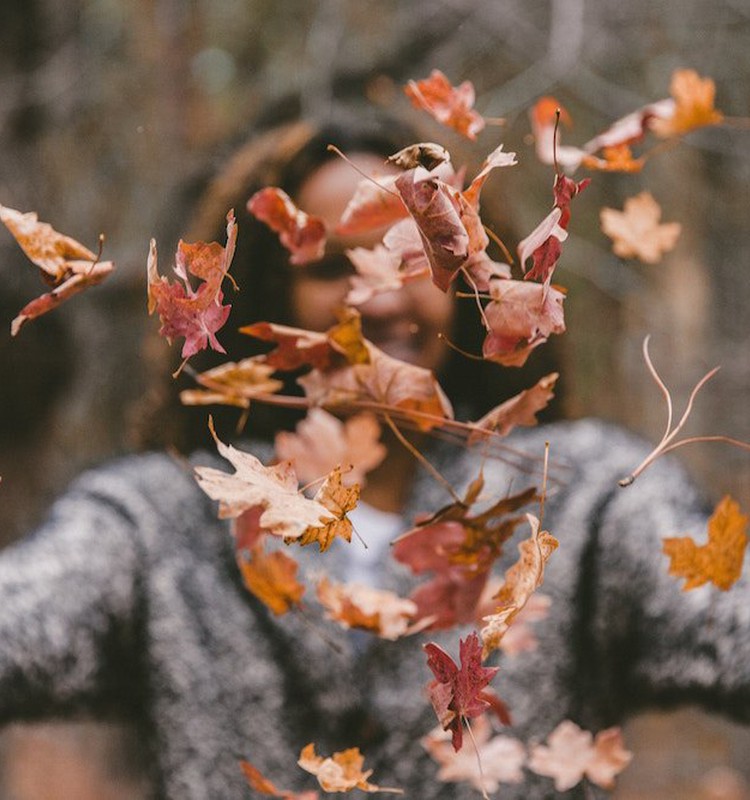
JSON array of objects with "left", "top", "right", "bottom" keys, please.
[
  {"left": 0, "top": 476, "right": 146, "bottom": 722},
  {"left": 586, "top": 448, "right": 750, "bottom": 724}
]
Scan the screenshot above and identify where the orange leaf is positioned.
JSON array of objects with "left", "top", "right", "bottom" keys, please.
[
  {"left": 316, "top": 577, "right": 418, "bottom": 640},
  {"left": 663, "top": 495, "right": 749, "bottom": 591},
  {"left": 650, "top": 68, "right": 723, "bottom": 138},
  {"left": 297, "top": 466, "right": 360, "bottom": 552},
  {"left": 0, "top": 205, "right": 114, "bottom": 336},
  {"left": 404, "top": 70, "right": 485, "bottom": 140},
  {"left": 240, "top": 759, "right": 319, "bottom": 799},
  {"left": 237, "top": 544, "right": 305, "bottom": 615},
  {"left": 298, "top": 744, "right": 402, "bottom": 794},
  {"left": 180, "top": 357, "right": 283, "bottom": 409},
  {"left": 600, "top": 191, "right": 681, "bottom": 264}
]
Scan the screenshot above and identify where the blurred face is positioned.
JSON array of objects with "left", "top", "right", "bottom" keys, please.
[{"left": 291, "top": 154, "right": 455, "bottom": 373}]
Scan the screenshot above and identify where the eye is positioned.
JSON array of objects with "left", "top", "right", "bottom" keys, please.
[{"left": 302, "top": 253, "right": 355, "bottom": 281}]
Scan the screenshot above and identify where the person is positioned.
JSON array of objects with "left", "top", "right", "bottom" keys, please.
[{"left": 0, "top": 101, "right": 748, "bottom": 800}]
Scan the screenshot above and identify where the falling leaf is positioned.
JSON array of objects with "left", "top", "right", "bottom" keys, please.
[
  {"left": 298, "top": 744, "right": 402, "bottom": 794},
  {"left": 527, "top": 721, "right": 632, "bottom": 791},
  {"left": 663, "top": 495, "right": 749, "bottom": 591},
  {"left": 344, "top": 245, "right": 407, "bottom": 306},
  {"left": 316, "top": 577, "right": 418, "bottom": 639},
  {"left": 240, "top": 321, "right": 336, "bottom": 371},
  {"left": 395, "top": 168, "right": 469, "bottom": 291},
  {"left": 404, "top": 70, "right": 486, "bottom": 140},
  {"left": 482, "top": 280, "right": 566, "bottom": 367},
  {"left": 147, "top": 210, "right": 236, "bottom": 358},
  {"left": 423, "top": 632, "right": 502, "bottom": 752},
  {"left": 297, "top": 339, "right": 454, "bottom": 430},
  {"left": 481, "top": 513, "right": 558, "bottom": 658},
  {"left": 650, "top": 68, "right": 723, "bottom": 138},
  {"left": 468, "top": 373, "right": 558, "bottom": 442},
  {"left": 335, "top": 173, "right": 407, "bottom": 236},
  {"left": 462, "top": 144, "right": 518, "bottom": 209},
  {"left": 247, "top": 187, "right": 326, "bottom": 265},
  {"left": 275, "top": 409, "right": 386, "bottom": 487},
  {"left": 240, "top": 759, "right": 319, "bottom": 799},
  {"left": 580, "top": 144, "right": 645, "bottom": 173},
  {"left": 238, "top": 543, "right": 305, "bottom": 615},
  {"left": 297, "top": 466, "right": 360, "bottom": 552},
  {"left": 180, "top": 357, "right": 283, "bottom": 409},
  {"left": 0, "top": 205, "right": 115, "bottom": 336},
  {"left": 387, "top": 142, "right": 452, "bottom": 171},
  {"left": 422, "top": 714, "right": 526, "bottom": 791},
  {"left": 600, "top": 191, "right": 681, "bottom": 263},
  {"left": 194, "top": 422, "right": 335, "bottom": 541}
]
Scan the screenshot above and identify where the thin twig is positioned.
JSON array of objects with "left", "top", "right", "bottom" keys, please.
[
  {"left": 326, "top": 144, "right": 401, "bottom": 198},
  {"left": 464, "top": 717, "right": 490, "bottom": 800},
  {"left": 383, "top": 413, "right": 462, "bottom": 503}
]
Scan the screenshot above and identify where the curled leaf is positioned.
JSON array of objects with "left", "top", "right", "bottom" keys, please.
[
  {"left": 404, "top": 70, "right": 486, "bottom": 140},
  {"left": 298, "top": 744, "right": 402, "bottom": 794},
  {"left": 247, "top": 187, "right": 326, "bottom": 265}
]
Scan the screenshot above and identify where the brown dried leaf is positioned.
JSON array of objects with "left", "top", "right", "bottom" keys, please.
[
  {"left": 238, "top": 544, "right": 305, "bottom": 615},
  {"left": 297, "top": 466, "right": 360, "bottom": 552}
]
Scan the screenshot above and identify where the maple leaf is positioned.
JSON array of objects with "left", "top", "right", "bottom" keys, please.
[
  {"left": 180, "top": 357, "right": 283, "bottom": 409},
  {"left": 482, "top": 280, "right": 566, "bottom": 367},
  {"left": 663, "top": 495, "right": 749, "bottom": 591},
  {"left": 238, "top": 543, "right": 305, "bottom": 615},
  {"left": 247, "top": 187, "right": 326, "bottom": 265},
  {"left": 194, "top": 422, "right": 335, "bottom": 541},
  {"left": 395, "top": 167, "right": 469, "bottom": 291},
  {"left": 316, "top": 577, "right": 418, "bottom": 639},
  {"left": 275, "top": 409, "right": 386, "bottom": 487},
  {"left": 600, "top": 191, "right": 681, "bottom": 264},
  {"left": 147, "top": 210, "right": 236, "bottom": 358},
  {"left": 0, "top": 204, "right": 115, "bottom": 336},
  {"left": 468, "top": 373, "right": 558, "bottom": 442},
  {"left": 422, "top": 714, "right": 526, "bottom": 791},
  {"left": 405, "top": 70, "right": 486, "bottom": 140},
  {"left": 527, "top": 721, "right": 632, "bottom": 791},
  {"left": 408, "top": 567, "right": 491, "bottom": 630},
  {"left": 423, "top": 632, "right": 501, "bottom": 752},
  {"left": 297, "top": 339, "right": 454, "bottom": 431},
  {"left": 298, "top": 744, "right": 402, "bottom": 794},
  {"left": 581, "top": 144, "right": 645, "bottom": 173},
  {"left": 296, "top": 466, "right": 360, "bottom": 552},
  {"left": 481, "top": 513, "right": 558, "bottom": 658},
  {"left": 650, "top": 68, "right": 723, "bottom": 138}
]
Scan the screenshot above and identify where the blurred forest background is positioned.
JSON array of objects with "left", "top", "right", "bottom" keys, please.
[{"left": 0, "top": 1, "right": 749, "bottom": 798}]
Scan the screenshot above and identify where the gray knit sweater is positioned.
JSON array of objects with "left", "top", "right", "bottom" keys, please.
[{"left": 1, "top": 419, "right": 748, "bottom": 799}]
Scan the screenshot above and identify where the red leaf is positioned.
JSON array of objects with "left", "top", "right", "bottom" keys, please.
[
  {"left": 395, "top": 169, "right": 469, "bottom": 292},
  {"left": 147, "top": 210, "right": 236, "bottom": 358},
  {"left": 247, "top": 187, "right": 326, "bottom": 265},
  {"left": 424, "top": 632, "right": 500, "bottom": 751}
]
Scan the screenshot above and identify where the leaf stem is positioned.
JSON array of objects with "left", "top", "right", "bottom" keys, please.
[
  {"left": 464, "top": 717, "right": 490, "bottom": 800},
  {"left": 383, "top": 413, "right": 462, "bottom": 503}
]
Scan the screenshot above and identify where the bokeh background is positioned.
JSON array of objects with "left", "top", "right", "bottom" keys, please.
[{"left": 0, "top": 1, "right": 749, "bottom": 797}]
